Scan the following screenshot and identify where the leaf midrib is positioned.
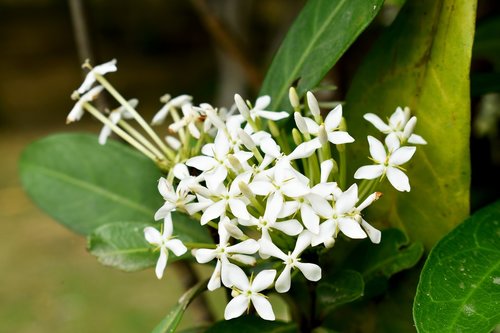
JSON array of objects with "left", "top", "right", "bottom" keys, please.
[
  {"left": 25, "top": 162, "right": 154, "bottom": 216},
  {"left": 271, "top": 0, "right": 348, "bottom": 109}
]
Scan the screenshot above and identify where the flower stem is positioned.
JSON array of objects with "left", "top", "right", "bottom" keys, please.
[
  {"left": 118, "top": 119, "right": 164, "bottom": 159},
  {"left": 94, "top": 73, "right": 176, "bottom": 160}
]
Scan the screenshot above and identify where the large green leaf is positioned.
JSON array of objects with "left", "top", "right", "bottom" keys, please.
[
  {"left": 152, "top": 280, "right": 208, "bottom": 333},
  {"left": 344, "top": 0, "right": 475, "bottom": 249},
  {"left": 259, "top": 0, "right": 384, "bottom": 111},
  {"left": 413, "top": 200, "right": 500, "bottom": 333},
  {"left": 19, "top": 133, "right": 210, "bottom": 245},
  {"left": 205, "top": 316, "right": 297, "bottom": 333}
]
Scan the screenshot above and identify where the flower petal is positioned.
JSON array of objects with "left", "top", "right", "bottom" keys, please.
[
  {"left": 386, "top": 167, "right": 411, "bottom": 192},
  {"left": 275, "top": 265, "right": 292, "bottom": 293},
  {"left": 327, "top": 131, "right": 355, "bottom": 145},
  {"left": 144, "top": 227, "right": 161, "bottom": 245},
  {"left": 361, "top": 219, "right": 381, "bottom": 244},
  {"left": 367, "top": 136, "right": 387, "bottom": 162},
  {"left": 251, "top": 269, "right": 277, "bottom": 292},
  {"left": 354, "top": 165, "right": 385, "bottom": 180},
  {"left": 295, "top": 262, "right": 321, "bottom": 282},
  {"left": 251, "top": 295, "right": 275, "bottom": 321},
  {"left": 259, "top": 239, "right": 287, "bottom": 261},
  {"left": 335, "top": 184, "right": 358, "bottom": 215},
  {"left": 249, "top": 181, "right": 274, "bottom": 196},
  {"left": 278, "top": 201, "right": 299, "bottom": 218},
  {"left": 200, "top": 200, "right": 226, "bottom": 225},
  {"left": 389, "top": 146, "right": 416, "bottom": 166},
  {"left": 281, "top": 180, "right": 310, "bottom": 198},
  {"left": 288, "top": 139, "right": 322, "bottom": 160},
  {"left": 338, "top": 217, "right": 367, "bottom": 239},
  {"left": 166, "top": 239, "right": 187, "bottom": 257},
  {"left": 155, "top": 249, "right": 168, "bottom": 279},
  {"left": 229, "top": 265, "right": 250, "bottom": 291},
  {"left": 228, "top": 198, "right": 250, "bottom": 220},
  {"left": 207, "top": 260, "right": 222, "bottom": 290},
  {"left": 300, "top": 204, "right": 319, "bottom": 234},
  {"left": 324, "top": 104, "right": 342, "bottom": 130},
  {"left": 186, "top": 156, "right": 217, "bottom": 171},
  {"left": 224, "top": 295, "right": 249, "bottom": 320},
  {"left": 228, "top": 239, "right": 259, "bottom": 255},
  {"left": 255, "top": 110, "right": 289, "bottom": 121},
  {"left": 408, "top": 134, "right": 427, "bottom": 145},
  {"left": 364, "top": 113, "right": 390, "bottom": 132},
  {"left": 194, "top": 248, "right": 217, "bottom": 263},
  {"left": 274, "top": 219, "right": 304, "bottom": 236}
]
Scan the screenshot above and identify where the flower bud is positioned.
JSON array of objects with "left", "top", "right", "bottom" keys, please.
[
  {"left": 238, "top": 181, "right": 255, "bottom": 201},
  {"left": 294, "top": 112, "right": 308, "bottom": 134},
  {"left": 320, "top": 159, "right": 333, "bottom": 183},
  {"left": 318, "top": 124, "right": 328, "bottom": 145},
  {"left": 234, "top": 94, "right": 250, "bottom": 119},
  {"left": 403, "top": 116, "right": 417, "bottom": 140},
  {"left": 306, "top": 91, "right": 320, "bottom": 117},
  {"left": 228, "top": 155, "right": 243, "bottom": 172},
  {"left": 237, "top": 128, "right": 256, "bottom": 150},
  {"left": 289, "top": 87, "right": 300, "bottom": 108},
  {"left": 292, "top": 128, "right": 303, "bottom": 146}
]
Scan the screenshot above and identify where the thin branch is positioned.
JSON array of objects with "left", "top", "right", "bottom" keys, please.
[
  {"left": 68, "top": 0, "right": 94, "bottom": 65},
  {"left": 190, "top": 0, "right": 262, "bottom": 91}
]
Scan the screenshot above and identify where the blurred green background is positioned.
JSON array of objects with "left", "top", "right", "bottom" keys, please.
[{"left": 1, "top": 0, "right": 499, "bottom": 332}]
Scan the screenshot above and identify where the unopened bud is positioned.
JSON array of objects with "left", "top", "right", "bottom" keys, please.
[
  {"left": 228, "top": 155, "right": 243, "bottom": 172},
  {"left": 318, "top": 124, "right": 328, "bottom": 145},
  {"left": 292, "top": 128, "right": 303, "bottom": 146},
  {"left": 289, "top": 87, "right": 300, "bottom": 108},
  {"left": 238, "top": 181, "right": 254, "bottom": 200},
  {"left": 403, "top": 116, "right": 417, "bottom": 140},
  {"left": 320, "top": 159, "right": 333, "bottom": 183},
  {"left": 160, "top": 93, "right": 171, "bottom": 103},
  {"left": 268, "top": 120, "right": 280, "bottom": 138},
  {"left": 237, "top": 128, "right": 256, "bottom": 150},
  {"left": 234, "top": 94, "right": 250, "bottom": 119},
  {"left": 307, "top": 91, "right": 320, "bottom": 117},
  {"left": 294, "top": 112, "right": 308, "bottom": 134}
]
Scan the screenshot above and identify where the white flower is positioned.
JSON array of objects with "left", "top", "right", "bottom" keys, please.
[
  {"left": 311, "top": 184, "right": 381, "bottom": 246},
  {"left": 144, "top": 212, "right": 187, "bottom": 279},
  {"left": 198, "top": 172, "right": 252, "bottom": 225},
  {"left": 354, "top": 135, "right": 416, "bottom": 192},
  {"left": 77, "top": 59, "right": 117, "bottom": 94},
  {"left": 364, "top": 107, "right": 426, "bottom": 145},
  {"left": 234, "top": 94, "right": 289, "bottom": 123},
  {"left": 151, "top": 94, "right": 192, "bottom": 125},
  {"left": 224, "top": 266, "right": 277, "bottom": 321},
  {"left": 67, "top": 85, "right": 104, "bottom": 124},
  {"left": 169, "top": 104, "right": 202, "bottom": 139},
  {"left": 98, "top": 99, "right": 138, "bottom": 145},
  {"left": 238, "top": 194, "right": 303, "bottom": 245},
  {"left": 193, "top": 221, "right": 259, "bottom": 290},
  {"left": 302, "top": 104, "right": 355, "bottom": 145},
  {"left": 260, "top": 231, "right": 321, "bottom": 293},
  {"left": 154, "top": 177, "right": 195, "bottom": 221}
]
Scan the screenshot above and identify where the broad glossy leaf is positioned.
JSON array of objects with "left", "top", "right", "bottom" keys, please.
[
  {"left": 345, "top": 0, "right": 475, "bottom": 249},
  {"left": 317, "top": 269, "right": 364, "bottom": 313},
  {"left": 413, "top": 200, "right": 500, "bottom": 333},
  {"left": 346, "top": 229, "right": 423, "bottom": 297},
  {"left": 259, "top": 0, "right": 384, "bottom": 111},
  {"left": 205, "top": 316, "right": 297, "bottom": 333},
  {"left": 20, "top": 133, "right": 163, "bottom": 234},
  {"left": 152, "top": 280, "right": 208, "bottom": 333}
]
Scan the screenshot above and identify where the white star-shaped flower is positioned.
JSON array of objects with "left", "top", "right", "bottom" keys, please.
[
  {"left": 302, "top": 104, "right": 355, "bottom": 145},
  {"left": 354, "top": 135, "right": 416, "bottom": 192},
  {"left": 311, "top": 184, "right": 381, "bottom": 246},
  {"left": 154, "top": 177, "right": 195, "bottom": 221},
  {"left": 234, "top": 94, "right": 289, "bottom": 123},
  {"left": 193, "top": 221, "right": 259, "bottom": 290},
  {"left": 224, "top": 266, "right": 277, "bottom": 321},
  {"left": 144, "top": 212, "right": 187, "bottom": 279},
  {"left": 169, "top": 104, "right": 202, "bottom": 139},
  {"left": 364, "top": 107, "right": 426, "bottom": 145},
  {"left": 260, "top": 231, "right": 321, "bottom": 293}
]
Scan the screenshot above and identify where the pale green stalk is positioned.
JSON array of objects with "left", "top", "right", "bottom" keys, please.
[{"left": 118, "top": 119, "right": 164, "bottom": 159}]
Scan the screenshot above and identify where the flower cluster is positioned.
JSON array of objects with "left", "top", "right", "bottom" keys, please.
[{"left": 68, "top": 60, "right": 425, "bottom": 321}]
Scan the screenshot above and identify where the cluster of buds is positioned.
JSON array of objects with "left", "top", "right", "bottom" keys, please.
[{"left": 69, "top": 60, "right": 425, "bottom": 321}]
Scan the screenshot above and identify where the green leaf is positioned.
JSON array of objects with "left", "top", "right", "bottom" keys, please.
[
  {"left": 19, "top": 133, "right": 163, "bottom": 235},
  {"left": 259, "top": 0, "right": 384, "bottom": 111},
  {"left": 344, "top": 0, "right": 475, "bottom": 249},
  {"left": 19, "top": 132, "right": 210, "bottom": 245},
  {"left": 205, "top": 316, "right": 297, "bottom": 333},
  {"left": 317, "top": 270, "right": 364, "bottom": 314},
  {"left": 152, "top": 280, "right": 208, "bottom": 333},
  {"left": 413, "top": 200, "right": 500, "bottom": 333},
  {"left": 88, "top": 222, "right": 157, "bottom": 271},
  {"left": 348, "top": 229, "right": 424, "bottom": 282}
]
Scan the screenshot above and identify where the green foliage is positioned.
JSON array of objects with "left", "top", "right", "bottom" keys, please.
[
  {"left": 413, "top": 200, "right": 500, "bottom": 333},
  {"left": 259, "top": 0, "right": 384, "bottom": 111},
  {"left": 152, "top": 280, "right": 208, "bottom": 333},
  {"left": 205, "top": 316, "right": 297, "bottom": 333},
  {"left": 346, "top": 229, "right": 423, "bottom": 295},
  {"left": 344, "top": 0, "right": 475, "bottom": 249},
  {"left": 88, "top": 222, "right": 157, "bottom": 271},
  {"left": 316, "top": 270, "right": 364, "bottom": 315},
  {"left": 19, "top": 133, "right": 162, "bottom": 235}
]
